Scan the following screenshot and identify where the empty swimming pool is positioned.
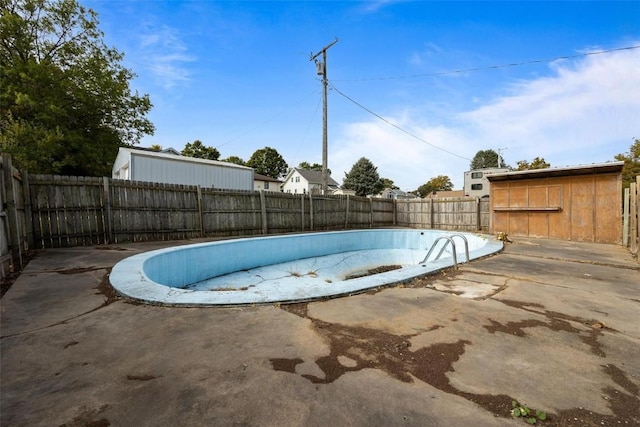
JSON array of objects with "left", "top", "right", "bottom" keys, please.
[{"left": 109, "top": 229, "right": 502, "bottom": 306}]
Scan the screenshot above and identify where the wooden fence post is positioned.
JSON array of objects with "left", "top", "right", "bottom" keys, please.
[
  {"left": 345, "top": 195, "right": 350, "bottom": 229},
  {"left": 300, "top": 194, "right": 305, "bottom": 231},
  {"left": 623, "top": 188, "right": 630, "bottom": 247},
  {"left": 196, "top": 185, "right": 204, "bottom": 238},
  {"left": 429, "top": 199, "right": 434, "bottom": 229},
  {"left": 259, "top": 190, "right": 268, "bottom": 235},
  {"left": 630, "top": 181, "right": 638, "bottom": 256},
  {"left": 309, "top": 193, "right": 314, "bottom": 231},
  {"left": 476, "top": 197, "right": 481, "bottom": 231},
  {"left": 2, "top": 154, "right": 23, "bottom": 270},
  {"left": 22, "top": 171, "right": 34, "bottom": 249},
  {"left": 103, "top": 177, "right": 112, "bottom": 243},
  {"left": 369, "top": 197, "right": 373, "bottom": 228}
]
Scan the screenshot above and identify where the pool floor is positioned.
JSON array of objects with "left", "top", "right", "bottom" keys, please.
[{"left": 185, "top": 249, "right": 426, "bottom": 292}]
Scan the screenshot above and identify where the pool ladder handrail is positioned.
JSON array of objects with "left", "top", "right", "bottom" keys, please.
[{"left": 419, "top": 234, "right": 470, "bottom": 269}]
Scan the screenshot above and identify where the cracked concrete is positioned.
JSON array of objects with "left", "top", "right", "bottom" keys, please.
[{"left": 1, "top": 236, "right": 639, "bottom": 426}]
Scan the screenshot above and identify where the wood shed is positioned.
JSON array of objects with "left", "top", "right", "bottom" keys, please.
[{"left": 487, "top": 162, "right": 624, "bottom": 244}]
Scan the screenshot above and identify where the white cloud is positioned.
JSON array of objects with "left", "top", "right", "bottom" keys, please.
[
  {"left": 139, "top": 24, "right": 196, "bottom": 90},
  {"left": 331, "top": 45, "right": 640, "bottom": 191}
]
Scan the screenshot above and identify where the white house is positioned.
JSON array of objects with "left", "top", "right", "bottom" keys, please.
[
  {"left": 253, "top": 172, "right": 283, "bottom": 192},
  {"left": 112, "top": 147, "right": 254, "bottom": 191},
  {"left": 281, "top": 168, "right": 340, "bottom": 195},
  {"left": 378, "top": 188, "right": 418, "bottom": 200},
  {"left": 463, "top": 167, "right": 510, "bottom": 198}
]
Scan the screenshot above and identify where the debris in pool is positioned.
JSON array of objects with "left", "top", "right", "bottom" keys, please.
[
  {"left": 210, "top": 286, "right": 251, "bottom": 292},
  {"left": 345, "top": 265, "right": 402, "bottom": 280}
]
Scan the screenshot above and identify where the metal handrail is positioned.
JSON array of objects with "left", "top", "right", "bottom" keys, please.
[
  {"left": 420, "top": 236, "right": 458, "bottom": 268},
  {"left": 449, "top": 234, "right": 470, "bottom": 264}
]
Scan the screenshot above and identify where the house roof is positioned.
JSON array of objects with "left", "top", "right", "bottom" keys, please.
[
  {"left": 486, "top": 161, "right": 624, "bottom": 182},
  {"left": 290, "top": 168, "right": 340, "bottom": 187},
  {"left": 120, "top": 147, "right": 253, "bottom": 171},
  {"left": 254, "top": 172, "right": 283, "bottom": 183}
]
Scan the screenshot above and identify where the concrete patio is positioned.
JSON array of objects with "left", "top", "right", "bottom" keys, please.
[{"left": 1, "top": 235, "right": 638, "bottom": 426}]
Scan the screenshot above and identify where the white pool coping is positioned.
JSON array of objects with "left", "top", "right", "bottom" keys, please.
[{"left": 109, "top": 229, "right": 503, "bottom": 306}]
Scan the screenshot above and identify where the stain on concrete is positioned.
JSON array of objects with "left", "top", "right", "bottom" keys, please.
[
  {"left": 55, "top": 266, "right": 106, "bottom": 275},
  {"left": 58, "top": 404, "right": 110, "bottom": 427},
  {"left": 273, "top": 290, "right": 640, "bottom": 425},
  {"left": 275, "top": 302, "right": 514, "bottom": 419},
  {"left": 126, "top": 374, "right": 158, "bottom": 382}
]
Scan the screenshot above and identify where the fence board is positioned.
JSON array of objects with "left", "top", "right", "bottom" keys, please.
[{"left": 18, "top": 174, "right": 501, "bottom": 250}]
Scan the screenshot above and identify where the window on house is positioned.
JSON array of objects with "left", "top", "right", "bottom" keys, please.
[
  {"left": 471, "top": 184, "right": 483, "bottom": 190},
  {"left": 295, "top": 176, "right": 300, "bottom": 182},
  {"left": 264, "top": 182, "right": 269, "bottom": 189},
  {"left": 471, "top": 172, "right": 483, "bottom": 179}
]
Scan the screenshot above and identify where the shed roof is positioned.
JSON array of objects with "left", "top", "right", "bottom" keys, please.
[
  {"left": 486, "top": 161, "right": 624, "bottom": 182},
  {"left": 254, "top": 172, "right": 283, "bottom": 183},
  {"left": 122, "top": 147, "right": 253, "bottom": 171}
]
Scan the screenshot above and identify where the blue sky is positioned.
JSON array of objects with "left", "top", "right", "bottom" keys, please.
[{"left": 87, "top": 0, "right": 640, "bottom": 190}]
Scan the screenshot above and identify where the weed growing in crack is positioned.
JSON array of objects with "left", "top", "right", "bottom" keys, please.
[{"left": 511, "top": 400, "right": 547, "bottom": 424}]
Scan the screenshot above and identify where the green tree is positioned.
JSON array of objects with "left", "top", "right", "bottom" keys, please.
[
  {"left": 615, "top": 138, "right": 640, "bottom": 189},
  {"left": 298, "top": 161, "right": 331, "bottom": 176},
  {"left": 415, "top": 175, "right": 453, "bottom": 197},
  {"left": 515, "top": 157, "right": 550, "bottom": 171},
  {"left": 149, "top": 144, "right": 163, "bottom": 151},
  {"left": 342, "top": 157, "right": 384, "bottom": 197},
  {"left": 181, "top": 140, "right": 220, "bottom": 160},
  {"left": 246, "top": 146, "right": 288, "bottom": 178},
  {"left": 470, "top": 149, "right": 507, "bottom": 170},
  {"left": 0, "top": 0, "right": 154, "bottom": 176},
  {"left": 380, "top": 177, "right": 398, "bottom": 190},
  {"left": 220, "top": 155, "right": 246, "bottom": 166}
]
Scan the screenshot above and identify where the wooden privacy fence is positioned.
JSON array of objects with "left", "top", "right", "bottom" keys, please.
[
  {"left": 396, "top": 197, "right": 490, "bottom": 232},
  {"left": 16, "top": 174, "right": 488, "bottom": 251},
  {"left": 26, "top": 175, "right": 399, "bottom": 248},
  {"left": 1, "top": 155, "right": 29, "bottom": 278}
]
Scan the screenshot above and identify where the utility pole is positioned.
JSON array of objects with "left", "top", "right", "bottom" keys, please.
[
  {"left": 310, "top": 38, "right": 338, "bottom": 195},
  {"left": 497, "top": 147, "right": 508, "bottom": 168}
]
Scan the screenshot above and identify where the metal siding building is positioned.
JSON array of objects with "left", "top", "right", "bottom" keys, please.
[{"left": 112, "top": 148, "right": 254, "bottom": 191}]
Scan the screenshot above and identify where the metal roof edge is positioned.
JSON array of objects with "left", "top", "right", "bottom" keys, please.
[
  {"left": 486, "top": 161, "right": 624, "bottom": 181},
  {"left": 120, "top": 147, "right": 254, "bottom": 171}
]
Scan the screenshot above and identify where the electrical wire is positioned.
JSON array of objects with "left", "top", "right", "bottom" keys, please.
[
  {"left": 215, "top": 89, "right": 318, "bottom": 150},
  {"left": 333, "top": 45, "right": 640, "bottom": 82},
  {"left": 329, "top": 83, "right": 472, "bottom": 161},
  {"left": 290, "top": 95, "right": 322, "bottom": 167}
]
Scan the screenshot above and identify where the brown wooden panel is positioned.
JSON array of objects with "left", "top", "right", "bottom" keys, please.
[
  {"left": 527, "top": 184, "right": 548, "bottom": 237},
  {"left": 570, "top": 176, "right": 595, "bottom": 242},
  {"left": 508, "top": 185, "right": 528, "bottom": 208},
  {"left": 549, "top": 182, "right": 571, "bottom": 240},
  {"left": 509, "top": 212, "right": 529, "bottom": 236},
  {"left": 594, "top": 174, "right": 621, "bottom": 244},
  {"left": 492, "top": 187, "right": 510, "bottom": 208}
]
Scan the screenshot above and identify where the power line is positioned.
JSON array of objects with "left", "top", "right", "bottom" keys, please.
[
  {"left": 329, "top": 83, "right": 471, "bottom": 161},
  {"left": 215, "top": 89, "right": 318, "bottom": 150},
  {"left": 333, "top": 45, "right": 640, "bottom": 82}
]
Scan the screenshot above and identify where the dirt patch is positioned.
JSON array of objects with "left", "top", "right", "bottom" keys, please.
[
  {"left": 96, "top": 270, "right": 119, "bottom": 305},
  {"left": 126, "top": 374, "right": 158, "bottom": 382},
  {"left": 59, "top": 404, "right": 110, "bottom": 427},
  {"left": 345, "top": 264, "right": 402, "bottom": 280},
  {"left": 56, "top": 266, "right": 105, "bottom": 275}
]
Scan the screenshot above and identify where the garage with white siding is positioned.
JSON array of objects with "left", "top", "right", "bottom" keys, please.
[{"left": 112, "top": 147, "right": 254, "bottom": 191}]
